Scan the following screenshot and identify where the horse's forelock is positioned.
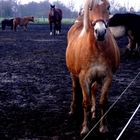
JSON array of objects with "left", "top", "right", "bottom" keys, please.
[{"left": 89, "top": 0, "right": 106, "bottom": 10}]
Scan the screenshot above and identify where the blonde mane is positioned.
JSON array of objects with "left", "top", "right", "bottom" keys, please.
[{"left": 80, "top": 0, "right": 107, "bottom": 36}]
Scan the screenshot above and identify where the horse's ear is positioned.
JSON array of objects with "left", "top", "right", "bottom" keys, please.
[{"left": 50, "top": 4, "right": 55, "bottom": 8}]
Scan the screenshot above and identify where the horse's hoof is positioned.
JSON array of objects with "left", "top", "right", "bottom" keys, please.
[
  {"left": 99, "top": 125, "right": 109, "bottom": 133},
  {"left": 68, "top": 111, "right": 73, "bottom": 115},
  {"left": 80, "top": 126, "right": 89, "bottom": 136},
  {"left": 91, "top": 113, "right": 96, "bottom": 120},
  {"left": 68, "top": 109, "right": 75, "bottom": 115},
  {"left": 56, "top": 31, "right": 60, "bottom": 35}
]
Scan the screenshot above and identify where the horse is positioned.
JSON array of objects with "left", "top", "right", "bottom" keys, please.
[
  {"left": 1, "top": 19, "right": 14, "bottom": 30},
  {"left": 108, "top": 13, "right": 140, "bottom": 55},
  {"left": 13, "top": 16, "right": 34, "bottom": 32},
  {"left": 48, "top": 4, "right": 62, "bottom": 35},
  {"left": 66, "top": 0, "right": 120, "bottom": 135}
]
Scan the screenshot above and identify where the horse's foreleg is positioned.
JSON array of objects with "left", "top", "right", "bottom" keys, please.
[
  {"left": 99, "top": 74, "right": 112, "bottom": 133},
  {"left": 11, "top": 25, "right": 13, "bottom": 30},
  {"left": 59, "top": 21, "right": 62, "bottom": 33},
  {"left": 69, "top": 75, "right": 77, "bottom": 114},
  {"left": 50, "top": 23, "right": 53, "bottom": 35},
  {"left": 24, "top": 25, "right": 27, "bottom": 32},
  {"left": 54, "top": 23, "right": 56, "bottom": 35},
  {"left": 80, "top": 76, "right": 90, "bottom": 135},
  {"left": 13, "top": 25, "right": 17, "bottom": 32},
  {"left": 91, "top": 82, "right": 97, "bottom": 119},
  {"left": 125, "top": 36, "right": 136, "bottom": 57},
  {"left": 56, "top": 22, "right": 60, "bottom": 35},
  {"left": 2, "top": 24, "right": 5, "bottom": 30}
]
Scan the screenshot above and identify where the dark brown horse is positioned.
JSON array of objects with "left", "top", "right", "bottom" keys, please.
[
  {"left": 13, "top": 16, "right": 34, "bottom": 32},
  {"left": 1, "top": 19, "right": 13, "bottom": 30},
  {"left": 66, "top": 0, "right": 120, "bottom": 135},
  {"left": 48, "top": 5, "right": 62, "bottom": 35},
  {"left": 108, "top": 13, "right": 140, "bottom": 55}
]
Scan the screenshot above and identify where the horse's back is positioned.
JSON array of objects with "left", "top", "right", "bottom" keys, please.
[
  {"left": 109, "top": 13, "right": 140, "bottom": 26},
  {"left": 109, "top": 13, "right": 140, "bottom": 42},
  {"left": 13, "top": 16, "right": 33, "bottom": 26},
  {"left": 2, "top": 19, "right": 13, "bottom": 24},
  {"left": 1, "top": 19, "right": 13, "bottom": 30}
]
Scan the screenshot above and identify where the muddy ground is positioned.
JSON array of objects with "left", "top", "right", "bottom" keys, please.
[{"left": 0, "top": 24, "right": 139, "bottom": 140}]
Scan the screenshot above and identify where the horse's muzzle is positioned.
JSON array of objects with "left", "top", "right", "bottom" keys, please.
[
  {"left": 93, "top": 20, "right": 107, "bottom": 41},
  {"left": 95, "top": 29, "right": 106, "bottom": 41}
]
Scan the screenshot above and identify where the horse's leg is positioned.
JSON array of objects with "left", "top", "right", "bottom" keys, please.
[
  {"left": 24, "top": 25, "right": 27, "bottom": 32},
  {"left": 69, "top": 74, "right": 82, "bottom": 115},
  {"left": 14, "top": 25, "right": 17, "bottom": 32},
  {"left": 127, "top": 30, "right": 136, "bottom": 51},
  {"left": 50, "top": 22, "right": 53, "bottom": 35},
  {"left": 126, "top": 36, "right": 136, "bottom": 57},
  {"left": 2, "top": 23, "right": 5, "bottom": 30},
  {"left": 54, "top": 22, "right": 56, "bottom": 35},
  {"left": 57, "top": 22, "right": 60, "bottom": 34},
  {"left": 56, "top": 23, "right": 60, "bottom": 35},
  {"left": 99, "top": 74, "right": 112, "bottom": 133},
  {"left": 11, "top": 25, "right": 13, "bottom": 30},
  {"left": 13, "top": 22, "right": 17, "bottom": 32},
  {"left": 59, "top": 21, "right": 62, "bottom": 33},
  {"left": 91, "top": 82, "right": 97, "bottom": 119},
  {"left": 80, "top": 75, "right": 91, "bottom": 135},
  {"left": 3, "top": 25, "right": 5, "bottom": 30}
]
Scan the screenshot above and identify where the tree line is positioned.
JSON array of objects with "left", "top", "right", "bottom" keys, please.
[
  {"left": 0, "top": 0, "right": 140, "bottom": 19},
  {"left": 0, "top": 0, "right": 77, "bottom": 18}
]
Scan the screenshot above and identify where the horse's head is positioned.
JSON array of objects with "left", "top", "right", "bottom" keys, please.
[
  {"left": 87, "top": 0, "right": 110, "bottom": 41},
  {"left": 30, "top": 16, "right": 34, "bottom": 22},
  {"left": 27, "top": 16, "right": 34, "bottom": 22},
  {"left": 50, "top": 4, "right": 55, "bottom": 16}
]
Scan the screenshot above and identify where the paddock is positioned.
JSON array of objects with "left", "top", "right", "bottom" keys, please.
[{"left": 0, "top": 24, "right": 139, "bottom": 140}]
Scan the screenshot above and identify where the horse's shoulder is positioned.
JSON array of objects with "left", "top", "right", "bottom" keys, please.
[
  {"left": 14, "top": 17, "right": 21, "bottom": 20},
  {"left": 68, "top": 21, "right": 83, "bottom": 42}
]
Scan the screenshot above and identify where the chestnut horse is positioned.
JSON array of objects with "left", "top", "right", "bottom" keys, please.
[
  {"left": 1, "top": 19, "right": 13, "bottom": 30},
  {"left": 66, "top": 0, "right": 120, "bottom": 135},
  {"left": 13, "top": 16, "right": 34, "bottom": 32},
  {"left": 48, "top": 5, "right": 62, "bottom": 35}
]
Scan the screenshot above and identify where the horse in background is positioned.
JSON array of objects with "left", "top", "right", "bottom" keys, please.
[
  {"left": 13, "top": 16, "right": 34, "bottom": 32},
  {"left": 66, "top": 0, "right": 120, "bottom": 135},
  {"left": 1, "top": 19, "right": 14, "bottom": 30},
  {"left": 48, "top": 4, "right": 62, "bottom": 35},
  {"left": 108, "top": 13, "right": 140, "bottom": 55}
]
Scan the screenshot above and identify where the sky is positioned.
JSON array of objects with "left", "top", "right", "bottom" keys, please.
[{"left": 18, "top": 0, "right": 140, "bottom": 12}]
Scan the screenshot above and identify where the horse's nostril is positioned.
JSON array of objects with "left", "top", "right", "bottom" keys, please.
[{"left": 95, "top": 29, "right": 98, "bottom": 34}]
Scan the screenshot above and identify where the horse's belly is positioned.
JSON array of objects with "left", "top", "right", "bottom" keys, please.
[
  {"left": 109, "top": 26, "right": 125, "bottom": 38},
  {"left": 66, "top": 47, "right": 81, "bottom": 75}
]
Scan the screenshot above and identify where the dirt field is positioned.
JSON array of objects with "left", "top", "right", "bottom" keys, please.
[{"left": 0, "top": 24, "right": 139, "bottom": 140}]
